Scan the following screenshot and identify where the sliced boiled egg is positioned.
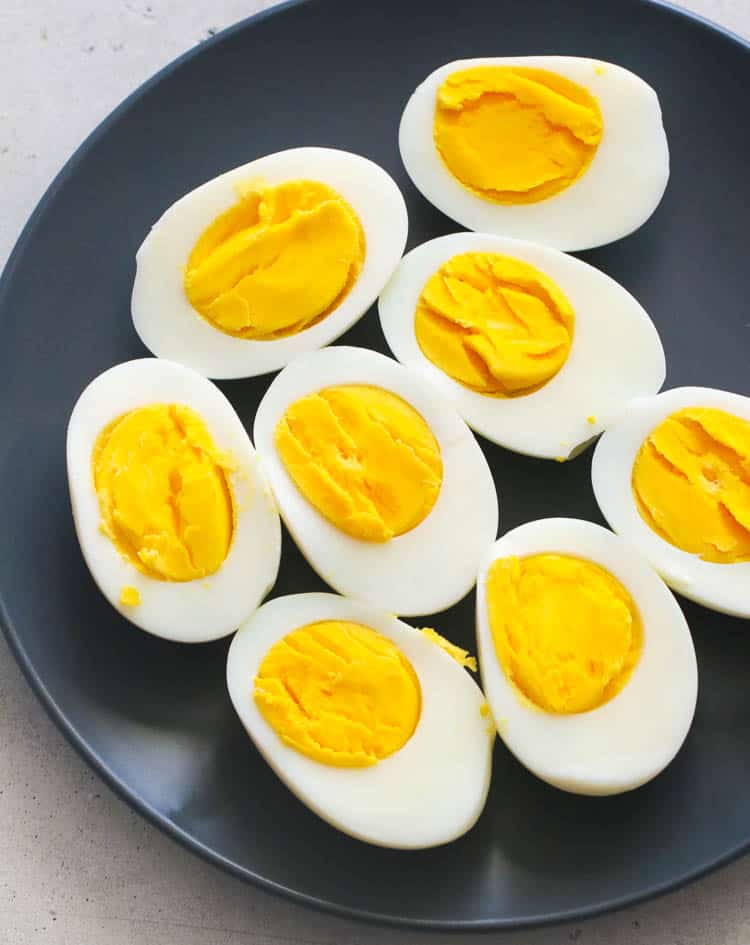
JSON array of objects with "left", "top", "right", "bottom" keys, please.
[
  {"left": 399, "top": 57, "right": 669, "bottom": 251},
  {"left": 227, "top": 592, "right": 493, "bottom": 848},
  {"left": 67, "top": 358, "right": 281, "bottom": 642},
  {"left": 132, "top": 148, "right": 408, "bottom": 379},
  {"left": 379, "top": 232, "right": 665, "bottom": 459},
  {"left": 476, "top": 518, "right": 697, "bottom": 795},
  {"left": 592, "top": 387, "right": 750, "bottom": 617},
  {"left": 253, "top": 346, "right": 499, "bottom": 615}
]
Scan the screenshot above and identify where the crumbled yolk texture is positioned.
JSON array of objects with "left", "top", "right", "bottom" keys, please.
[
  {"left": 119, "top": 585, "right": 141, "bottom": 607},
  {"left": 415, "top": 252, "right": 574, "bottom": 396},
  {"left": 93, "top": 405, "right": 234, "bottom": 581},
  {"left": 419, "top": 627, "right": 477, "bottom": 671},
  {"left": 183, "top": 179, "right": 365, "bottom": 339},
  {"left": 487, "top": 554, "right": 643, "bottom": 714},
  {"left": 632, "top": 407, "right": 750, "bottom": 564},
  {"left": 274, "top": 385, "right": 443, "bottom": 542},
  {"left": 434, "top": 67, "right": 603, "bottom": 204},
  {"left": 254, "top": 620, "right": 421, "bottom": 767}
]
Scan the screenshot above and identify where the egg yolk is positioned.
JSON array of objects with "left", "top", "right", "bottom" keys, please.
[
  {"left": 93, "top": 404, "right": 234, "bottom": 581},
  {"left": 183, "top": 179, "right": 365, "bottom": 339},
  {"left": 415, "top": 252, "right": 574, "bottom": 395},
  {"left": 254, "top": 620, "right": 421, "bottom": 767},
  {"left": 419, "top": 627, "right": 477, "bottom": 671},
  {"left": 632, "top": 407, "right": 750, "bottom": 564},
  {"left": 487, "top": 554, "right": 643, "bottom": 714},
  {"left": 434, "top": 66, "right": 603, "bottom": 205},
  {"left": 274, "top": 385, "right": 443, "bottom": 542},
  {"left": 119, "top": 585, "right": 141, "bottom": 606}
]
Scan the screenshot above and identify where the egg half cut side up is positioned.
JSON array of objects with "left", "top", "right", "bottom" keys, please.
[
  {"left": 227, "top": 592, "right": 494, "bottom": 848},
  {"left": 592, "top": 386, "right": 750, "bottom": 617},
  {"left": 253, "top": 346, "right": 499, "bottom": 616},
  {"left": 399, "top": 57, "right": 669, "bottom": 251},
  {"left": 379, "top": 232, "right": 665, "bottom": 460},
  {"left": 67, "top": 358, "right": 281, "bottom": 642},
  {"left": 476, "top": 518, "right": 697, "bottom": 795},
  {"left": 132, "top": 148, "right": 408, "bottom": 379}
]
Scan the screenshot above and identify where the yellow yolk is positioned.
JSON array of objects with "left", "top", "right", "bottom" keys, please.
[
  {"left": 479, "top": 701, "right": 495, "bottom": 734},
  {"left": 632, "top": 407, "right": 750, "bottom": 564},
  {"left": 415, "top": 252, "right": 574, "bottom": 395},
  {"left": 93, "top": 404, "right": 234, "bottom": 581},
  {"left": 434, "top": 66, "right": 603, "bottom": 204},
  {"left": 274, "top": 385, "right": 443, "bottom": 542},
  {"left": 487, "top": 554, "right": 643, "bottom": 714},
  {"left": 254, "top": 620, "right": 421, "bottom": 767},
  {"left": 184, "top": 179, "right": 365, "bottom": 339},
  {"left": 419, "top": 627, "right": 477, "bottom": 671},
  {"left": 119, "top": 586, "right": 141, "bottom": 607}
]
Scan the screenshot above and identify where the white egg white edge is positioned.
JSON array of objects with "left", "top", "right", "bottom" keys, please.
[
  {"left": 131, "top": 147, "right": 409, "bottom": 379},
  {"left": 475, "top": 518, "right": 697, "bottom": 796},
  {"left": 378, "top": 232, "right": 666, "bottom": 460},
  {"left": 592, "top": 386, "right": 750, "bottom": 618},
  {"left": 226, "top": 592, "right": 493, "bottom": 849},
  {"left": 66, "top": 358, "right": 281, "bottom": 642},
  {"left": 399, "top": 56, "right": 669, "bottom": 252},
  {"left": 253, "top": 345, "right": 499, "bottom": 616}
]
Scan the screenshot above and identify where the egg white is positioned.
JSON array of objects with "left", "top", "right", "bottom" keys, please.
[
  {"left": 378, "top": 232, "right": 665, "bottom": 460},
  {"left": 131, "top": 148, "right": 409, "bottom": 379},
  {"left": 253, "top": 346, "right": 499, "bottom": 616},
  {"left": 66, "top": 358, "right": 281, "bottom": 642},
  {"left": 592, "top": 387, "right": 750, "bottom": 618},
  {"left": 476, "top": 518, "right": 697, "bottom": 795},
  {"left": 399, "top": 57, "right": 669, "bottom": 251},
  {"left": 226, "top": 592, "right": 493, "bottom": 848}
]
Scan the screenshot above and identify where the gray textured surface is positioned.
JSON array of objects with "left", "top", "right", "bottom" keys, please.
[{"left": 1, "top": 2, "right": 749, "bottom": 942}]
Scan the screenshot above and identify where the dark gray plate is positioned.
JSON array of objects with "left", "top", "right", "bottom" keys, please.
[{"left": 1, "top": 0, "right": 749, "bottom": 931}]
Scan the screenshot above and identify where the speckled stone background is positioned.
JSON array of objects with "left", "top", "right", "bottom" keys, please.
[{"left": 2, "top": 2, "right": 749, "bottom": 943}]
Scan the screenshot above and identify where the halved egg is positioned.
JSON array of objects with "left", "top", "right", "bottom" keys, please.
[
  {"left": 476, "top": 519, "right": 697, "bottom": 795},
  {"left": 253, "top": 346, "right": 499, "bottom": 615},
  {"left": 67, "top": 358, "right": 281, "bottom": 642},
  {"left": 227, "top": 592, "right": 493, "bottom": 848},
  {"left": 132, "top": 148, "right": 408, "bottom": 379},
  {"left": 399, "top": 57, "right": 669, "bottom": 251},
  {"left": 379, "top": 232, "right": 665, "bottom": 459},
  {"left": 592, "top": 387, "right": 750, "bottom": 617}
]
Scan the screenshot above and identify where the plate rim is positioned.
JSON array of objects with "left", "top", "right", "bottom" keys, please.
[{"left": 1, "top": 0, "right": 749, "bottom": 930}]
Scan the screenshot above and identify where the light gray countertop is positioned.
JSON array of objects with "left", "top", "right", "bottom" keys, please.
[{"left": 2, "top": 2, "right": 749, "bottom": 943}]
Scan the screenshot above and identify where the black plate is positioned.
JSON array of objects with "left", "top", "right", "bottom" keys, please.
[{"left": 2, "top": 0, "right": 749, "bottom": 931}]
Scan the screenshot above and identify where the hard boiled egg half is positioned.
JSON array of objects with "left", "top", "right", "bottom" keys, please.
[
  {"left": 476, "top": 519, "right": 697, "bottom": 795},
  {"left": 67, "top": 358, "right": 281, "bottom": 642},
  {"left": 227, "top": 592, "right": 493, "bottom": 848},
  {"left": 400, "top": 57, "right": 669, "bottom": 251},
  {"left": 253, "top": 346, "right": 499, "bottom": 616},
  {"left": 132, "top": 148, "right": 408, "bottom": 379},
  {"left": 592, "top": 387, "right": 750, "bottom": 618},
  {"left": 379, "top": 232, "right": 665, "bottom": 460}
]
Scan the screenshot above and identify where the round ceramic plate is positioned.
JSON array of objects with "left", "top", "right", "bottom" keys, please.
[{"left": 1, "top": 0, "right": 749, "bottom": 931}]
